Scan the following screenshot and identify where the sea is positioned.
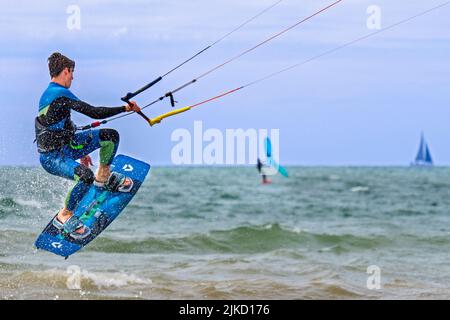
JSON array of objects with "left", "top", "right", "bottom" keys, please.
[{"left": 1, "top": 166, "right": 450, "bottom": 300}]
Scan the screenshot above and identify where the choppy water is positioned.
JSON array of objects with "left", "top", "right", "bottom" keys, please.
[{"left": 1, "top": 166, "right": 450, "bottom": 299}]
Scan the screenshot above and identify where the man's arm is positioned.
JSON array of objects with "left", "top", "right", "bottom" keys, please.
[{"left": 58, "top": 96, "right": 126, "bottom": 119}]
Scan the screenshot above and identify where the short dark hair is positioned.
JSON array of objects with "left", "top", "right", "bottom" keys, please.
[{"left": 48, "top": 52, "right": 75, "bottom": 78}]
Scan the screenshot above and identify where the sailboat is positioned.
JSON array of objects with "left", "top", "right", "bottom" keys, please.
[{"left": 412, "top": 133, "right": 433, "bottom": 167}]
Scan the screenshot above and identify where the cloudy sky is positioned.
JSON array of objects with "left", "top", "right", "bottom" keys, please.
[{"left": 1, "top": 0, "right": 449, "bottom": 166}]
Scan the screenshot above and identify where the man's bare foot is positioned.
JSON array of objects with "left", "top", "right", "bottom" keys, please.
[
  {"left": 56, "top": 207, "right": 73, "bottom": 222},
  {"left": 95, "top": 166, "right": 132, "bottom": 188},
  {"left": 56, "top": 208, "right": 86, "bottom": 234}
]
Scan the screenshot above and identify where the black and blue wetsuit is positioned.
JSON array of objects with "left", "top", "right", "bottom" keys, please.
[{"left": 36, "top": 82, "right": 126, "bottom": 212}]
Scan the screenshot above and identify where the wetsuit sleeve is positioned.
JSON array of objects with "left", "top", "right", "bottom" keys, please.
[{"left": 57, "top": 97, "right": 126, "bottom": 119}]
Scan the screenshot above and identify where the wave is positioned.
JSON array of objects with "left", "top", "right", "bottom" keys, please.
[
  {"left": 0, "top": 196, "right": 48, "bottom": 219},
  {"left": 86, "top": 224, "right": 391, "bottom": 254},
  {"left": 0, "top": 197, "right": 21, "bottom": 218},
  {"left": 0, "top": 268, "right": 152, "bottom": 294},
  {"left": 4, "top": 224, "right": 450, "bottom": 257},
  {"left": 0, "top": 197, "right": 18, "bottom": 207},
  {"left": 219, "top": 193, "right": 241, "bottom": 200},
  {"left": 0, "top": 268, "right": 371, "bottom": 299}
]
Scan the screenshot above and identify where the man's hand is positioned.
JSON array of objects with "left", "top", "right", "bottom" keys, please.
[
  {"left": 80, "top": 155, "right": 93, "bottom": 168},
  {"left": 125, "top": 101, "right": 141, "bottom": 113}
]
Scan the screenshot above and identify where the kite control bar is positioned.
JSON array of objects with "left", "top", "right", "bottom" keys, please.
[
  {"left": 121, "top": 93, "right": 154, "bottom": 126},
  {"left": 148, "top": 106, "right": 191, "bottom": 126},
  {"left": 77, "top": 106, "right": 191, "bottom": 131},
  {"left": 120, "top": 77, "right": 162, "bottom": 102}
]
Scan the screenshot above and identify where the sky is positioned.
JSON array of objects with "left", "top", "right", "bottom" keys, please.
[{"left": 0, "top": 0, "right": 449, "bottom": 166}]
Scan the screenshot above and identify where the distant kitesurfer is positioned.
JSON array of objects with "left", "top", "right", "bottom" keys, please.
[
  {"left": 257, "top": 158, "right": 271, "bottom": 184},
  {"left": 35, "top": 52, "right": 141, "bottom": 240}
]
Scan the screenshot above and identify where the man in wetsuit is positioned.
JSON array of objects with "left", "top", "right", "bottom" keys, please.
[{"left": 35, "top": 52, "right": 141, "bottom": 240}]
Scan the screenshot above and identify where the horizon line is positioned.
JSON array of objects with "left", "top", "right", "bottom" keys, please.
[{"left": 1, "top": 164, "right": 449, "bottom": 168}]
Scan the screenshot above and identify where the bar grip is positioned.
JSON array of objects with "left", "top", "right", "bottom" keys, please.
[{"left": 121, "top": 76, "right": 163, "bottom": 102}]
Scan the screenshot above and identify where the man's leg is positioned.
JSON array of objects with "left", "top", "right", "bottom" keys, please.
[
  {"left": 65, "top": 128, "right": 132, "bottom": 194},
  {"left": 58, "top": 165, "right": 95, "bottom": 224},
  {"left": 92, "top": 129, "right": 132, "bottom": 188},
  {"left": 67, "top": 128, "right": 121, "bottom": 183},
  {"left": 40, "top": 153, "right": 93, "bottom": 235},
  {"left": 95, "top": 129, "right": 120, "bottom": 183}
]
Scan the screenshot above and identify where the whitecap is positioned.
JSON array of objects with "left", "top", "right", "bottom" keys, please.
[
  {"left": 350, "top": 186, "right": 369, "bottom": 193},
  {"left": 15, "top": 198, "right": 43, "bottom": 209},
  {"left": 80, "top": 270, "right": 153, "bottom": 288}
]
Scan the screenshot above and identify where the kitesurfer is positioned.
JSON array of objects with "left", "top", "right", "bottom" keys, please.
[
  {"left": 257, "top": 158, "right": 271, "bottom": 184},
  {"left": 35, "top": 52, "right": 141, "bottom": 239}
]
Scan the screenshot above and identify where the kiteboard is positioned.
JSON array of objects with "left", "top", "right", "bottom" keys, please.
[{"left": 35, "top": 154, "right": 150, "bottom": 258}]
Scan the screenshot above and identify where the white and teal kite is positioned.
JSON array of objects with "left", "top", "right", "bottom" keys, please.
[{"left": 264, "top": 137, "right": 288, "bottom": 178}]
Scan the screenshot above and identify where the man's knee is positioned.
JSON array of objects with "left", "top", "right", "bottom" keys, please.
[
  {"left": 75, "top": 165, "right": 95, "bottom": 184},
  {"left": 99, "top": 129, "right": 119, "bottom": 144}
]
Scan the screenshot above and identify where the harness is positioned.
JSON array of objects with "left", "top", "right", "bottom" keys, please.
[{"left": 35, "top": 117, "right": 77, "bottom": 153}]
